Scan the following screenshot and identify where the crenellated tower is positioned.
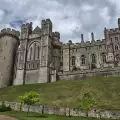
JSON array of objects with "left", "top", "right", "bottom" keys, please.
[
  {"left": 0, "top": 28, "right": 20, "bottom": 88},
  {"left": 38, "top": 19, "right": 53, "bottom": 83},
  {"left": 13, "top": 22, "right": 32, "bottom": 85},
  {"left": 52, "top": 32, "right": 61, "bottom": 72}
]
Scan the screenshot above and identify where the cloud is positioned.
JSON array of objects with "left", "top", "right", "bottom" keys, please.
[{"left": 0, "top": 0, "right": 119, "bottom": 43}]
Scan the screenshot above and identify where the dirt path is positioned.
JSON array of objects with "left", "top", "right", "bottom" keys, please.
[{"left": 0, "top": 115, "right": 17, "bottom": 120}]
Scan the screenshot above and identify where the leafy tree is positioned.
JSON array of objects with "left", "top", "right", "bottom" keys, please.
[
  {"left": 18, "top": 91, "right": 40, "bottom": 116},
  {"left": 77, "top": 92, "right": 97, "bottom": 117}
]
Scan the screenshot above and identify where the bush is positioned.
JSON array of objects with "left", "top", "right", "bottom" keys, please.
[{"left": 0, "top": 101, "right": 12, "bottom": 112}]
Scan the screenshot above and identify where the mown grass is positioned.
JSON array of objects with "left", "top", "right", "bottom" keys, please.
[
  {"left": 0, "top": 111, "right": 111, "bottom": 120},
  {"left": 0, "top": 77, "right": 120, "bottom": 109}
]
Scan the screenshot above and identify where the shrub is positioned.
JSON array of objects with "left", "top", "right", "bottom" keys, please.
[{"left": 0, "top": 101, "right": 12, "bottom": 112}]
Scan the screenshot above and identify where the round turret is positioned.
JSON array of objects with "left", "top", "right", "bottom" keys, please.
[{"left": 0, "top": 28, "right": 20, "bottom": 88}]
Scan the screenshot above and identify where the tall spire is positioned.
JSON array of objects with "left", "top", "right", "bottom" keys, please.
[{"left": 81, "top": 34, "right": 84, "bottom": 43}]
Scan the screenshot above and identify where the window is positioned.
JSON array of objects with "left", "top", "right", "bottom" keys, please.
[
  {"left": 33, "top": 43, "right": 36, "bottom": 60},
  {"left": 29, "top": 64, "right": 31, "bottom": 69},
  {"left": 115, "top": 45, "right": 119, "bottom": 51},
  {"left": 99, "top": 45, "right": 102, "bottom": 50},
  {"left": 110, "top": 38, "right": 112, "bottom": 41},
  {"left": 30, "top": 47, "right": 32, "bottom": 60},
  {"left": 115, "top": 37, "right": 118, "bottom": 41},
  {"left": 72, "top": 56, "right": 75, "bottom": 66},
  {"left": 37, "top": 63, "right": 39, "bottom": 68},
  {"left": 101, "top": 53, "right": 106, "bottom": 63},
  {"left": 91, "top": 54, "right": 96, "bottom": 63},
  {"left": 60, "top": 62, "right": 63, "bottom": 66},
  {"left": 33, "top": 64, "right": 35, "bottom": 69},
  {"left": 20, "top": 55, "right": 23, "bottom": 60},
  {"left": 116, "top": 54, "right": 119, "bottom": 61},
  {"left": 38, "top": 46, "right": 40, "bottom": 59},
  {"left": 81, "top": 55, "right": 86, "bottom": 65}
]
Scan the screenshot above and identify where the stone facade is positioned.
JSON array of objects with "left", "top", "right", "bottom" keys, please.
[
  {"left": 0, "top": 18, "right": 120, "bottom": 88},
  {"left": 13, "top": 19, "right": 62, "bottom": 86}
]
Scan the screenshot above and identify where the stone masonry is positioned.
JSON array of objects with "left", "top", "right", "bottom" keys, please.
[{"left": 0, "top": 18, "right": 120, "bottom": 88}]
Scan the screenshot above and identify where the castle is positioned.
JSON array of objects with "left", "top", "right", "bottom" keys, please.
[{"left": 0, "top": 18, "right": 120, "bottom": 88}]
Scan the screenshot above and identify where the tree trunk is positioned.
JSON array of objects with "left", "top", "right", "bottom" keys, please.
[
  {"left": 68, "top": 108, "right": 71, "bottom": 117},
  {"left": 20, "top": 102, "right": 22, "bottom": 111},
  {"left": 27, "top": 105, "right": 30, "bottom": 116},
  {"left": 42, "top": 105, "right": 44, "bottom": 114},
  {"left": 86, "top": 111, "right": 88, "bottom": 117}
]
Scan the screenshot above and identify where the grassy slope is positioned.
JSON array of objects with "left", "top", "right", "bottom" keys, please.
[
  {"left": 0, "top": 111, "right": 108, "bottom": 120},
  {"left": 0, "top": 77, "right": 120, "bottom": 109}
]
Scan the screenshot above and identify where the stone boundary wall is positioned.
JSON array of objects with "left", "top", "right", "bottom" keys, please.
[
  {"left": 58, "top": 67, "right": 120, "bottom": 80},
  {"left": 1, "top": 101, "right": 120, "bottom": 119}
]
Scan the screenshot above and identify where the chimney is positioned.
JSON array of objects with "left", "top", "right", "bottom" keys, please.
[
  {"left": 91, "top": 32, "right": 95, "bottom": 41},
  {"left": 81, "top": 34, "right": 84, "bottom": 43},
  {"left": 118, "top": 18, "right": 120, "bottom": 30}
]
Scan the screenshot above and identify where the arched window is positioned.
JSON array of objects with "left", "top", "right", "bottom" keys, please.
[
  {"left": 101, "top": 53, "right": 106, "bottom": 63},
  {"left": 30, "top": 47, "right": 32, "bottom": 60},
  {"left": 81, "top": 55, "right": 86, "bottom": 65},
  {"left": 38, "top": 46, "right": 40, "bottom": 59},
  {"left": 91, "top": 54, "right": 96, "bottom": 63},
  {"left": 33, "top": 43, "right": 36, "bottom": 60},
  {"left": 115, "top": 45, "right": 119, "bottom": 51}
]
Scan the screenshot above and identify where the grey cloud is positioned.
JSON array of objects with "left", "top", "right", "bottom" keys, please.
[{"left": 0, "top": 0, "right": 119, "bottom": 43}]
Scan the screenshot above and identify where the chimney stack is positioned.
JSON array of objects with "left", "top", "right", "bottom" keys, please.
[
  {"left": 91, "top": 32, "right": 95, "bottom": 41},
  {"left": 81, "top": 34, "right": 84, "bottom": 43},
  {"left": 118, "top": 18, "right": 120, "bottom": 30}
]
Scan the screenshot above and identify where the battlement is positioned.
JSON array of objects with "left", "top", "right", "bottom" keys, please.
[
  {"left": 63, "top": 39, "right": 105, "bottom": 48},
  {"left": 41, "top": 19, "right": 52, "bottom": 26},
  {"left": 21, "top": 22, "right": 32, "bottom": 29},
  {"left": 52, "top": 32, "right": 60, "bottom": 39},
  {"left": 21, "top": 22, "right": 32, "bottom": 35},
  {"left": 104, "top": 28, "right": 119, "bottom": 34},
  {"left": 0, "top": 28, "right": 20, "bottom": 39}
]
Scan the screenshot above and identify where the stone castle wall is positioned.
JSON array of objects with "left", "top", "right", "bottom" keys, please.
[
  {"left": 2, "top": 101, "right": 120, "bottom": 119},
  {"left": 58, "top": 67, "right": 120, "bottom": 80},
  {"left": 1, "top": 18, "right": 120, "bottom": 88}
]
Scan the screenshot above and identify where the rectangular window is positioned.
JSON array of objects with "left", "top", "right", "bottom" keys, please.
[
  {"left": 60, "top": 62, "right": 63, "bottom": 66},
  {"left": 72, "top": 56, "right": 75, "bottom": 66},
  {"left": 33, "top": 64, "right": 35, "bottom": 69},
  {"left": 99, "top": 45, "right": 102, "bottom": 50},
  {"left": 20, "top": 55, "right": 24, "bottom": 60},
  {"left": 115, "top": 37, "right": 118, "bottom": 41},
  {"left": 110, "top": 38, "right": 112, "bottom": 41}
]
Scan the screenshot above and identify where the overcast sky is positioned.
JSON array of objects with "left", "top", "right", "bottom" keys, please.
[{"left": 0, "top": 0, "right": 120, "bottom": 43}]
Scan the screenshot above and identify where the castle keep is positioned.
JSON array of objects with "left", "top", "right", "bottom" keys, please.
[{"left": 0, "top": 18, "right": 120, "bottom": 88}]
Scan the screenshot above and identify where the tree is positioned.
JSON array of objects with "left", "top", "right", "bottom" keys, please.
[
  {"left": 77, "top": 92, "right": 97, "bottom": 117},
  {"left": 18, "top": 95, "right": 25, "bottom": 111},
  {"left": 18, "top": 91, "right": 40, "bottom": 116}
]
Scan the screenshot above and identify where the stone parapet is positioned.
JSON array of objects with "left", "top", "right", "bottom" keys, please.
[{"left": 0, "top": 28, "right": 20, "bottom": 41}]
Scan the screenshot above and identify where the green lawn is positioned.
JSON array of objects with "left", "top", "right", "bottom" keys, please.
[
  {"left": 0, "top": 77, "right": 120, "bottom": 109},
  {"left": 0, "top": 111, "right": 109, "bottom": 120}
]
